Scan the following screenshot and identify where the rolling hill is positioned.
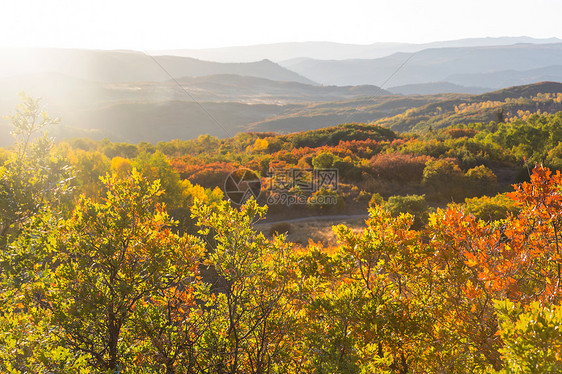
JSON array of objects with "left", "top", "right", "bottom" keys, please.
[
  {"left": 3, "top": 93, "right": 433, "bottom": 144},
  {"left": 0, "top": 70, "right": 390, "bottom": 145},
  {"left": 3, "top": 80, "right": 561, "bottom": 146},
  {"left": 245, "top": 95, "right": 463, "bottom": 133},
  {"left": 375, "top": 81, "right": 562, "bottom": 132}
]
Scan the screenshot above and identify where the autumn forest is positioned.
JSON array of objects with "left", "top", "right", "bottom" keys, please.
[{"left": 1, "top": 91, "right": 562, "bottom": 374}]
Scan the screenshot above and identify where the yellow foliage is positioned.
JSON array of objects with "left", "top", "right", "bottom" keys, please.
[
  {"left": 247, "top": 137, "right": 269, "bottom": 153},
  {"left": 111, "top": 157, "right": 132, "bottom": 176}
]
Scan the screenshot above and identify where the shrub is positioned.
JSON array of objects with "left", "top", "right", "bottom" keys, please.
[
  {"left": 422, "top": 159, "right": 464, "bottom": 201},
  {"left": 546, "top": 142, "right": 562, "bottom": 171},
  {"left": 368, "top": 192, "right": 384, "bottom": 208},
  {"left": 445, "top": 128, "right": 478, "bottom": 139},
  {"left": 110, "top": 157, "right": 132, "bottom": 176},
  {"left": 464, "top": 165, "right": 498, "bottom": 197},
  {"left": 369, "top": 153, "right": 432, "bottom": 183},
  {"left": 384, "top": 194, "right": 429, "bottom": 229},
  {"left": 312, "top": 151, "right": 337, "bottom": 169},
  {"left": 333, "top": 158, "right": 361, "bottom": 182},
  {"left": 495, "top": 300, "right": 562, "bottom": 374},
  {"left": 463, "top": 193, "right": 520, "bottom": 221},
  {"left": 307, "top": 187, "right": 345, "bottom": 211},
  {"left": 172, "top": 161, "right": 238, "bottom": 189}
]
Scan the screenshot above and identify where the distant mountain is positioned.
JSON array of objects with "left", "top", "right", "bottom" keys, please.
[
  {"left": 448, "top": 65, "right": 562, "bottom": 89},
  {"left": 151, "top": 37, "right": 561, "bottom": 62},
  {"left": 281, "top": 43, "right": 562, "bottom": 87},
  {"left": 0, "top": 48, "right": 315, "bottom": 84},
  {"left": 153, "top": 42, "right": 413, "bottom": 63},
  {"left": 423, "top": 36, "right": 562, "bottom": 49},
  {"left": 388, "top": 82, "right": 489, "bottom": 95}
]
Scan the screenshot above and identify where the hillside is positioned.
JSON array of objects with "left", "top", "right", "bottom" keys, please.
[
  {"left": 246, "top": 95, "right": 464, "bottom": 133},
  {"left": 56, "top": 100, "right": 292, "bottom": 143},
  {"left": 52, "top": 94, "right": 464, "bottom": 143},
  {"left": 4, "top": 81, "right": 560, "bottom": 145},
  {"left": 247, "top": 81, "right": 562, "bottom": 134},
  {"left": 3, "top": 94, "right": 437, "bottom": 144},
  {"left": 0, "top": 71, "right": 392, "bottom": 146},
  {"left": 1, "top": 75, "right": 561, "bottom": 147},
  {"left": 474, "top": 81, "right": 562, "bottom": 101},
  {"left": 375, "top": 81, "right": 562, "bottom": 132}
]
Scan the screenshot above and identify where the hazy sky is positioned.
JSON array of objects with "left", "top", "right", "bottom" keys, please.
[{"left": 0, "top": 0, "right": 560, "bottom": 50}]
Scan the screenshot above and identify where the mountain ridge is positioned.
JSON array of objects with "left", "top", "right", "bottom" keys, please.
[
  {"left": 151, "top": 36, "right": 562, "bottom": 62},
  {"left": 281, "top": 43, "right": 562, "bottom": 87},
  {"left": 0, "top": 48, "right": 315, "bottom": 85}
]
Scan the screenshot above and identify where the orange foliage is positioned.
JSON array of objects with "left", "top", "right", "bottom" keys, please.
[
  {"left": 369, "top": 153, "right": 433, "bottom": 182},
  {"left": 171, "top": 158, "right": 238, "bottom": 188},
  {"left": 434, "top": 165, "right": 562, "bottom": 304}
]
